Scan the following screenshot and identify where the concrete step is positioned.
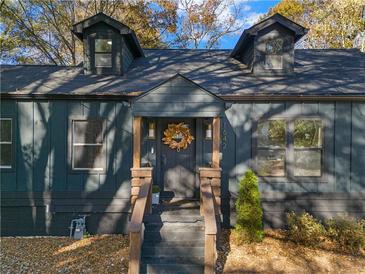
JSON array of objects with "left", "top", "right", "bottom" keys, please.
[
  {"left": 140, "top": 263, "right": 204, "bottom": 274},
  {"left": 142, "top": 246, "right": 204, "bottom": 257}
]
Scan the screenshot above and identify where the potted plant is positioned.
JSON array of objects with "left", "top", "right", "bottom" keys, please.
[{"left": 152, "top": 185, "right": 160, "bottom": 205}]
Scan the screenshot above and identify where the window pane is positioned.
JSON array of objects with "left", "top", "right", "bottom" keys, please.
[
  {"left": 258, "top": 120, "right": 286, "bottom": 148},
  {"left": 266, "top": 39, "right": 283, "bottom": 54},
  {"left": 257, "top": 149, "right": 285, "bottom": 177},
  {"left": 294, "top": 120, "right": 322, "bottom": 148},
  {"left": 0, "top": 120, "right": 11, "bottom": 142},
  {"left": 294, "top": 150, "right": 321, "bottom": 177},
  {"left": 74, "top": 120, "right": 103, "bottom": 144},
  {"left": 0, "top": 144, "right": 12, "bottom": 167},
  {"left": 73, "top": 145, "right": 104, "bottom": 169},
  {"left": 265, "top": 55, "right": 283, "bottom": 69},
  {"left": 95, "top": 53, "right": 112, "bottom": 67},
  {"left": 95, "top": 39, "right": 112, "bottom": 52}
]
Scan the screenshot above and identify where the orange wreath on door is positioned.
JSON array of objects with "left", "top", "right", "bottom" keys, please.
[{"left": 162, "top": 122, "right": 194, "bottom": 151}]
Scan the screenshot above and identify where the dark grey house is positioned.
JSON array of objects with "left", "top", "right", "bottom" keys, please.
[{"left": 1, "top": 12, "right": 364, "bottom": 272}]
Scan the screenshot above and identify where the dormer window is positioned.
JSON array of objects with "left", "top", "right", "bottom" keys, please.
[
  {"left": 95, "top": 39, "right": 112, "bottom": 68},
  {"left": 265, "top": 39, "right": 283, "bottom": 69},
  {"left": 230, "top": 13, "right": 308, "bottom": 75},
  {"left": 266, "top": 39, "right": 283, "bottom": 54},
  {"left": 72, "top": 12, "right": 144, "bottom": 76}
]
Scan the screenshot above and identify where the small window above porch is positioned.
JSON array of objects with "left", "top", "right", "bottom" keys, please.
[{"left": 131, "top": 74, "right": 228, "bottom": 118}]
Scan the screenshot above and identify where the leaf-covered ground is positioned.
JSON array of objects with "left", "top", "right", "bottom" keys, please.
[
  {"left": 0, "top": 235, "right": 129, "bottom": 274},
  {"left": 1, "top": 231, "right": 364, "bottom": 274},
  {"left": 218, "top": 229, "right": 365, "bottom": 274}
]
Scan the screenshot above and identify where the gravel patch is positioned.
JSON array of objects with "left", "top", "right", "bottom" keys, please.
[{"left": 0, "top": 235, "right": 129, "bottom": 274}]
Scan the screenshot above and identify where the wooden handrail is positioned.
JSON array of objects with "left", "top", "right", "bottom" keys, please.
[
  {"left": 129, "top": 178, "right": 152, "bottom": 233},
  {"left": 129, "top": 168, "right": 153, "bottom": 274},
  {"left": 199, "top": 167, "right": 221, "bottom": 274},
  {"left": 200, "top": 179, "right": 217, "bottom": 235}
]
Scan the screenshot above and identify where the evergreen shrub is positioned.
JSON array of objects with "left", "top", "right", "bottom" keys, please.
[
  {"left": 326, "top": 215, "right": 365, "bottom": 253},
  {"left": 286, "top": 211, "right": 325, "bottom": 246},
  {"left": 234, "top": 170, "right": 263, "bottom": 243}
]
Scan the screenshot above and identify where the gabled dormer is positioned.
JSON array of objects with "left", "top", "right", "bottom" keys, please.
[
  {"left": 231, "top": 14, "right": 308, "bottom": 76},
  {"left": 72, "top": 12, "right": 144, "bottom": 75}
]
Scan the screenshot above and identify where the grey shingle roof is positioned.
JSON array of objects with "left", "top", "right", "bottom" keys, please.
[{"left": 1, "top": 48, "right": 364, "bottom": 98}]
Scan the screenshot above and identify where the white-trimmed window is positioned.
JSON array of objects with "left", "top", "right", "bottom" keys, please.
[
  {"left": 265, "top": 38, "right": 283, "bottom": 69},
  {"left": 72, "top": 119, "right": 105, "bottom": 171},
  {"left": 256, "top": 120, "right": 286, "bottom": 177},
  {"left": 0, "top": 118, "right": 12, "bottom": 169},
  {"left": 95, "top": 39, "right": 112, "bottom": 68},
  {"left": 293, "top": 119, "right": 323, "bottom": 177},
  {"left": 256, "top": 118, "right": 323, "bottom": 178}
]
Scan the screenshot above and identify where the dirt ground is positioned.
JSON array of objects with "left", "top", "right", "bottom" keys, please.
[
  {"left": 218, "top": 229, "right": 365, "bottom": 274},
  {"left": 1, "top": 231, "right": 364, "bottom": 274},
  {"left": 0, "top": 235, "right": 129, "bottom": 274}
]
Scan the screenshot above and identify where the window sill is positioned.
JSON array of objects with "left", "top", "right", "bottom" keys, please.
[
  {"left": 69, "top": 168, "right": 107, "bottom": 175},
  {"left": 0, "top": 166, "right": 15, "bottom": 173}
]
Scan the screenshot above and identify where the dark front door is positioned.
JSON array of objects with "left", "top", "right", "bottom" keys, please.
[{"left": 159, "top": 118, "right": 196, "bottom": 199}]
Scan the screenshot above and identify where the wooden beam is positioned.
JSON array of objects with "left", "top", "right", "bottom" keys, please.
[
  {"left": 133, "top": 117, "right": 142, "bottom": 168},
  {"left": 212, "top": 117, "right": 220, "bottom": 168}
]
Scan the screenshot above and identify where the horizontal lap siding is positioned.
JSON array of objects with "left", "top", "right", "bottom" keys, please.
[
  {"left": 0, "top": 100, "right": 132, "bottom": 236},
  {"left": 223, "top": 101, "right": 365, "bottom": 228}
]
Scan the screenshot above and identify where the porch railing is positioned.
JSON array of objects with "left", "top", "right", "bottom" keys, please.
[
  {"left": 199, "top": 167, "right": 221, "bottom": 274},
  {"left": 128, "top": 167, "right": 153, "bottom": 274}
]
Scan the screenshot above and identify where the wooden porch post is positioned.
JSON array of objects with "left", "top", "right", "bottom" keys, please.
[
  {"left": 212, "top": 116, "right": 221, "bottom": 212},
  {"left": 133, "top": 117, "right": 142, "bottom": 168},
  {"left": 212, "top": 117, "right": 220, "bottom": 168},
  {"left": 131, "top": 117, "right": 142, "bottom": 207}
]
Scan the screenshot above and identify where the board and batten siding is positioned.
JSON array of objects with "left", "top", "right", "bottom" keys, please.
[
  {"left": 222, "top": 101, "right": 365, "bottom": 227},
  {"left": 0, "top": 100, "right": 132, "bottom": 236},
  {"left": 1, "top": 99, "right": 364, "bottom": 234},
  {"left": 122, "top": 36, "right": 135, "bottom": 72},
  {"left": 132, "top": 75, "right": 226, "bottom": 117}
]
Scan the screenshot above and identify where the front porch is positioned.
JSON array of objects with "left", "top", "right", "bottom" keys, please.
[{"left": 128, "top": 74, "right": 226, "bottom": 274}]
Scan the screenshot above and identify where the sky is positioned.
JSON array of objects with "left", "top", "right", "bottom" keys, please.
[{"left": 205, "top": 0, "right": 281, "bottom": 49}]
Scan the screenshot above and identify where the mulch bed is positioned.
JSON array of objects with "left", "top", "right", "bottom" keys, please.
[
  {"left": 217, "top": 229, "right": 365, "bottom": 274},
  {"left": 0, "top": 235, "right": 129, "bottom": 274}
]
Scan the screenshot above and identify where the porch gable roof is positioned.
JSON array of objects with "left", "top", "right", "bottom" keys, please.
[{"left": 131, "top": 73, "right": 227, "bottom": 117}]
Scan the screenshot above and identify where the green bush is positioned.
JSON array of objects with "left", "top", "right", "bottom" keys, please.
[
  {"left": 326, "top": 215, "right": 365, "bottom": 253},
  {"left": 152, "top": 185, "right": 160, "bottom": 193},
  {"left": 235, "top": 170, "right": 263, "bottom": 243},
  {"left": 286, "top": 211, "right": 325, "bottom": 246}
]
